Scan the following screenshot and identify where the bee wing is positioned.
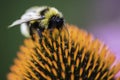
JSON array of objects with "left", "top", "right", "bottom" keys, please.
[
  {"left": 8, "top": 15, "right": 44, "bottom": 28},
  {"left": 8, "top": 19, "right": 29, "bottom": 28}
]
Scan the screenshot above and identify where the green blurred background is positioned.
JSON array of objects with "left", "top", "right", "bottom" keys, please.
[{"left": 1, "top": 0, "right": 120, "bottom": 80}]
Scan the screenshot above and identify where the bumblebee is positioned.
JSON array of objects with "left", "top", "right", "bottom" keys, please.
[{"left": 9, "top": 6, "right": 67, "bottom": 38}]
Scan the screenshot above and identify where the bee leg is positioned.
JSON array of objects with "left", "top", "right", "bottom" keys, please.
[
  {"left": 29, "top": 26, "right": 35, "bottom": 40},
  {"left": 30, "top": 26, "right": 45, "bottom": 40},
  {"left": 36, "top": 28, "right": 44, "bottom": 37}
]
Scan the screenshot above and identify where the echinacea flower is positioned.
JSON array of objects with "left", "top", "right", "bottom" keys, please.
[{"left": 7, "top": 24, "right": 120, "bottom": 80}]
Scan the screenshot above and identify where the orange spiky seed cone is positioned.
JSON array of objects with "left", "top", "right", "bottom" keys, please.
[{"left": 7, "top": 24, "right": 120, "bottom": 80}]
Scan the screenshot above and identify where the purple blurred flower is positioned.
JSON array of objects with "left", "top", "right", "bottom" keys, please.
[
  {"left": 90, "top": 21, "right": 120, "bottom": 61},
  {"left": 89, "top": 0, "right": 120, "bottom": 78}
]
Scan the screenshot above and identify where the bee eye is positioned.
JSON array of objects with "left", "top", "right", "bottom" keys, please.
[{"left": 48, "top": 16, "right": 64, "bottom": 29}]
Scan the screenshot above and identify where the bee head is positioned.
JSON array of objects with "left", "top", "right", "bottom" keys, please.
[
  {"left": 40, "top": 7, "right": 64, "bottom": 29},
  {"left": 48, "top": 15, "right": 64, "bottom": 29}
]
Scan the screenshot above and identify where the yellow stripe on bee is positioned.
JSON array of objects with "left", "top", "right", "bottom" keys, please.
[{"left": 30, "top": 20, "right": 36, "bottom": 24}]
